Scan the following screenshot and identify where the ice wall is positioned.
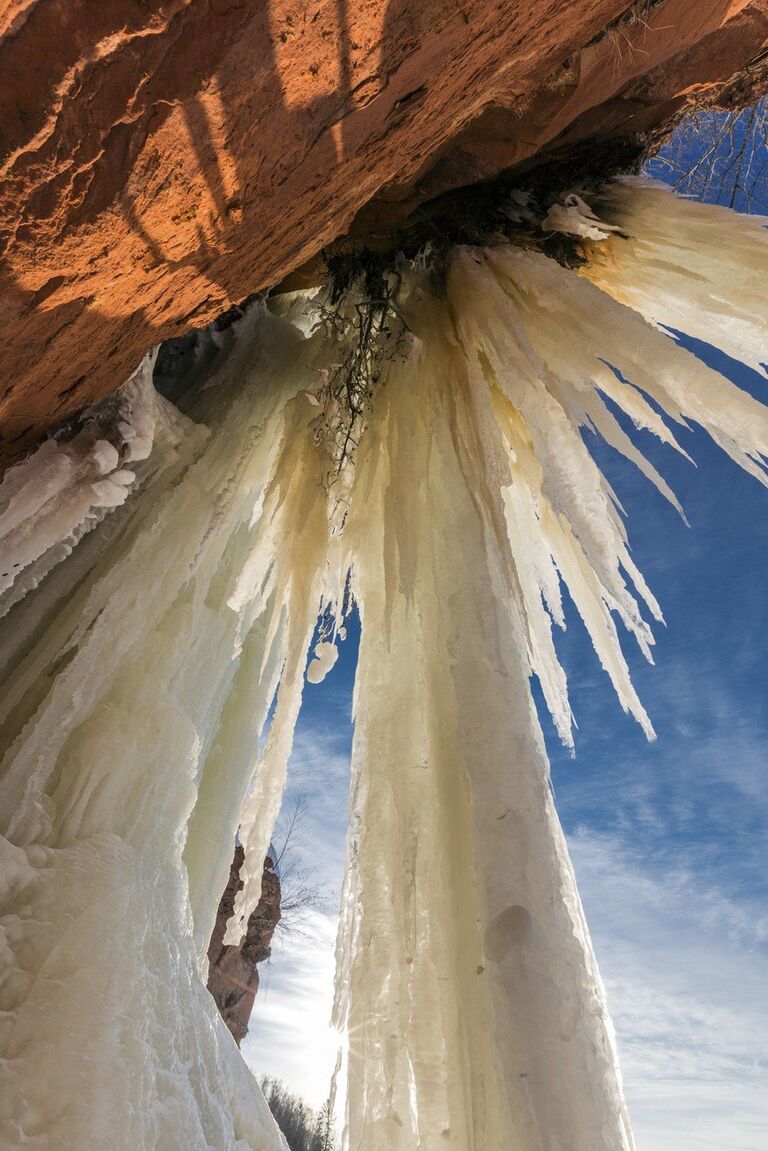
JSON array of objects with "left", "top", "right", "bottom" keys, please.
[
  {"left": 0, "top": 308, "right": 320, "bottom": 1150},
  {"left": 0, "top": 182, "right": 766, "bottom": 1150}
]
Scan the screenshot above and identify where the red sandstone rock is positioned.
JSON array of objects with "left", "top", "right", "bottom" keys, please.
[
  {"left": 1, "top": 0, "right": 766, "bottom": 457},
  {"left": 207, "top": 845, "right": 282, "bottom": 1047}
]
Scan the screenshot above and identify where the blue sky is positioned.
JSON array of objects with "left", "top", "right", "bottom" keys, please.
[{"left": 245, "top": 136, "right": 768, "bottom": 1147}]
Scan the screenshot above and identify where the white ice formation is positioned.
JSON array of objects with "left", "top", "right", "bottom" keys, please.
[
  {"left": 0, "top": 352, "right": 198, "bottom": 607},
  {"left": 541, "top": 191, "right": 622, "bottom": 240},
  {"left": 0, "top": 181, "right": 766, "bottom": 1150},
  {"left": 586, "top": 178, "right": 768, "bottom": 380}
]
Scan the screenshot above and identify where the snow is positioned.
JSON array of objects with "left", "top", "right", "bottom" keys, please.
[{"left": 0, "top": 181, "right": 766, "bottom": 1149}]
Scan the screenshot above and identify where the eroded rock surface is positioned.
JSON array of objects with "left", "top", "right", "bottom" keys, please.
[
  {"left": 1, "top": 0, "right": 767, "bottom": 456},
  {"left": 207, "top": 845, "right": 282, "bottom": 1047}
]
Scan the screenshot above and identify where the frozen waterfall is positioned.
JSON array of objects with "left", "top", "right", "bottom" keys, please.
[{"left": 0, "top": 181, "right": 766, "bottom": 1149}]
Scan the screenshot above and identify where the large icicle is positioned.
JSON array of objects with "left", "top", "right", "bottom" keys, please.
[
  {"left": 584, "top": 178, "right": 768, "bottom": 378},
  {"left": 335, "top": 291, "right": 635, "bottom": 1150}
]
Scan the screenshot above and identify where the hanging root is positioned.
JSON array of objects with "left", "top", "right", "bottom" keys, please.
[
  {"left": 301, "top": 183, "right": 625, "bottom": 485},
  {"left": 308, "top": 250, "right": 412, "bottom": 482}
]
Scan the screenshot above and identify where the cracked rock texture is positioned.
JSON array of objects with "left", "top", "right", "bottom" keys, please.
[
  {"left": 207, "top": 845, "right": 282, "bottom": 1048},
  {"left": 1, "top": 0, "right": 767, "bottom": 458}
]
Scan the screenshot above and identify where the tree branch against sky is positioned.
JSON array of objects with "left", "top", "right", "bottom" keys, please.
[{"left": 645, "top": 97, "right": 768, "bottom": 214}]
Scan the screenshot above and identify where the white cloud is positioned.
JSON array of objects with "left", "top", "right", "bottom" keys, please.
[
  {"left": 242, "top": 722, "right": 351, "bottom": 1112},
  {"left": 243, "top": 909, "right": 342, "bottom": 1112},
  {"left": 570, "top": 831, "right": 768, "bottom": 1151},
  {"left": 243, "top": 689, "right": 768, "bottom": 1147}
]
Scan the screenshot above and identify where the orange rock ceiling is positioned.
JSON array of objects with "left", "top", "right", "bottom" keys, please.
[{"left": 1, "top": 0, "right": 767, "bottom": 456}]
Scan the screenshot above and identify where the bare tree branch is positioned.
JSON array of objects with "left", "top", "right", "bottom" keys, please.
[{"left": 646, "top": 98, "right": 768, "bottom": 213}]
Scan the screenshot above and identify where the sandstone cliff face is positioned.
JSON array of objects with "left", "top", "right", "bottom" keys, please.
[
  {"left": 207, "top": 846, "right": 282, "bottom": 1047},
  {"left": 1, "top": 0, "right": 767, "bottom": 457}
]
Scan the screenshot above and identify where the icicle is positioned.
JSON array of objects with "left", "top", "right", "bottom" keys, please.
[
  {"left": 218, "top": 376, "right": 344, "bottom": 944},
  {"left": 331, "top": 202, "right": 768, "bottom": 1147},
  {"left": 334, "top": 285, "right": 636, "bottom": 1151},
  {"left": 585, "top": 178, "right": 768, "bottom": 377}
]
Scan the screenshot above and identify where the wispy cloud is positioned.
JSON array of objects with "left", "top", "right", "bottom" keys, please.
[
  {"left": 277, "top": 724, "right": 353, "bottom": 901},
  {"left": 571, "top": 829, "right": 768, "bottom": 1151},
  {"left": 245, "top": 523, "right": 768, "bottom": 1146},
  {"left": 244, "top": 909, "right": 342, "bottom": 1111},
  {"left": 242, "top": 721, "right": 351, "bottom": 1111}
]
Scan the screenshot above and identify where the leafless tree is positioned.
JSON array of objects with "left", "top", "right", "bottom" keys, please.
[
  {"left": 271, "top": 793, "right": 328, "bottom": 940},
  {"left": 646, "top": 97, "right": 768, "bottom": 213},
  {"left": 260, "top": 1077, "right": 338, "bottom": 1151}
]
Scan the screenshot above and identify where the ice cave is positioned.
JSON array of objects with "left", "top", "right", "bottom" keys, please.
[{"left": 1, "top": 4, "right": 767, "bottom": 1150}]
